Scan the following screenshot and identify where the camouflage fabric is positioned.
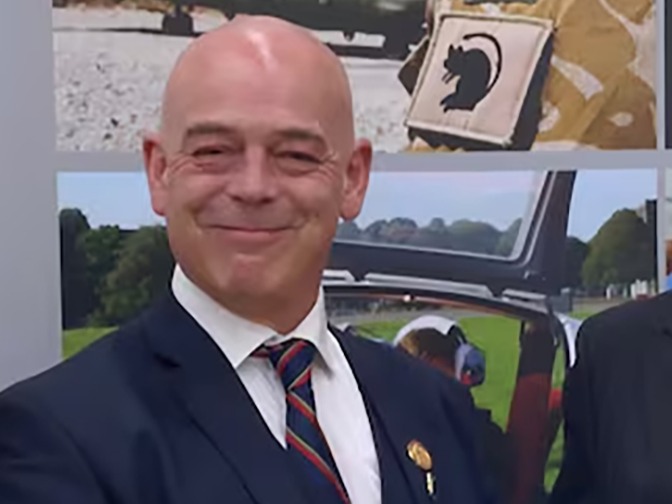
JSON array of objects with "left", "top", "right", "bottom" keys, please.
[{"left": 400, "top": 0, "right": 655, "bottom": 151}]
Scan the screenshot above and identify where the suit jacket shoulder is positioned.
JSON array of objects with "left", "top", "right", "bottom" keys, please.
[
  {"left": 0, "top": 311, "right": 154, "bottom": 503},
  {"left": 576, "top": 291, "right": 672, "bottom": 357},
  {"left": 0, "top": 310, "right": 151, "bottom": 424},
  {"left": 336, "top": 327, "right": 481, "bottom": 424}
]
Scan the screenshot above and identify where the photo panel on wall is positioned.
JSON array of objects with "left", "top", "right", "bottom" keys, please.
[
  {"left": 57, "top": 162, "right": 658, "bottom": 503},
  {"left": 662, "top": 167, "right": 672, "bottom": 289},
  {"left": 53, "top": 0, "right": 657, "bottom": 153},
  {"left": 666, "top": 0, "right": 672, "bottom": 149}
]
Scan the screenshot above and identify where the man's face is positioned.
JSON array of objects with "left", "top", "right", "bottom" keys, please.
[{"left": 144, "top": 43, "right": 371, "bottom": 315}]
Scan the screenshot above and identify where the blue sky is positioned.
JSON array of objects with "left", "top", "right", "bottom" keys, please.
[{"left": 57, "top": 167, "right": 656, "bottom": 243}]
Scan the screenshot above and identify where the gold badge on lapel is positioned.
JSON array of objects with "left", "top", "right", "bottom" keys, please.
[
  {"left": 407, "top": 440, "right": 432, "bottom": 470},
  {"left": 407, "top": 440, "right": 436, "bottom": 498}
]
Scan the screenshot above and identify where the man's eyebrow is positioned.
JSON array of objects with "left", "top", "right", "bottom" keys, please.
[
  {"left": 180, "top": 122, "right": 329, "bottom": 148},
  {"left": 273, "top": 127, "right": 328, "bottom": 148},
  {"left": 182, "top": 122, "right": 236, "bottom": 143}
]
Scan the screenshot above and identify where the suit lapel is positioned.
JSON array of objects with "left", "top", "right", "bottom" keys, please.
[
  {"left": 332, "top": 326, "right": 433, "bottom": 504},
  {"left": 143, "top": 293, "right": 309, "bottom": 504}
]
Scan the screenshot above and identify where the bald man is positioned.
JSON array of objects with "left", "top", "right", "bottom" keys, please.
[{"left": 0, "top": 16, "right": 496, "bottom": 504}]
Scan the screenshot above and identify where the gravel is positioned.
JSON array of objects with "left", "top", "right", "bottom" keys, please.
[{"left": 53, "top": 7, "right": 412, "bottom": 153}]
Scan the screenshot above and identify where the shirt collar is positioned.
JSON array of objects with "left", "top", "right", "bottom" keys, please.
[{"left": 170, "top": 264, "right": 339, "bottom": 372}]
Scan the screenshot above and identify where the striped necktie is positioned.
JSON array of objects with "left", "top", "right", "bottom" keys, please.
[{"left": 255, "top": 338, "right": 350, "bottom": 504}]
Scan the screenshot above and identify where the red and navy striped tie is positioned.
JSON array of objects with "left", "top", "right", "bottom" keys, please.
[{"left": 255, "top": 339, "right": 350, "bottom": 504}]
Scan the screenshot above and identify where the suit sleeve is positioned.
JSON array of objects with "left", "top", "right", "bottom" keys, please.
[
  {"left": 0, "top": 387, "right": 108, "bottom": 504},
  {"left": 549, "top": 320, "right": 598, "bottom": 504}
]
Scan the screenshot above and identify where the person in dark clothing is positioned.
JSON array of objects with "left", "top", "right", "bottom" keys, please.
[{"left": 551, "top": 292, "right": 672, "bottom": 503}]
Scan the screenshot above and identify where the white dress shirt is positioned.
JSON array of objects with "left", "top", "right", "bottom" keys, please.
[{"left": 171, "top": 265, "right": 381, "bottom": 504}]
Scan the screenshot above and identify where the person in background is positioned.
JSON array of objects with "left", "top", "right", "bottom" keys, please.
[
  {"left": 393, "top": 315, "right": 486, "bottom": 387},
  {"left": 550, "top": 292, "right": 672, "bottom": 503}
]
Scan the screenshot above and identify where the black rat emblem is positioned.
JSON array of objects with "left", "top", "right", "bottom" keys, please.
[{"left": 439, "top": 32, "right": 503, "bottom": 112}]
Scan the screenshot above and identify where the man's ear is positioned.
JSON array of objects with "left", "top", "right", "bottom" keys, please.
[
  {"left": 142, "top": 131, "right": 170, "bottom": 217},
  {"left": 340, "top": 138, "right": 372, "bottom": 221}
]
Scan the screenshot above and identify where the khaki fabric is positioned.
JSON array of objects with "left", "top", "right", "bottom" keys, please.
[{"left": 399, "top": 0, "right": 656, "bottom": 152}]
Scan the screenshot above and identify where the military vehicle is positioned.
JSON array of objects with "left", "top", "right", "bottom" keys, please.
[{"left": 161, "top": 0, "right": 427, "bottom": 57}]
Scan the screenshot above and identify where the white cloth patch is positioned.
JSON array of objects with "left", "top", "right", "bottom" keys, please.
[{"left": 405, "top": 10, "right": 554, "bottom": 149}]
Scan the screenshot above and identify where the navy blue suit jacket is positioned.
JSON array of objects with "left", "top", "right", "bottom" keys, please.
[{"left": 0, "top": 292, "right": 497, "bottom": 504}]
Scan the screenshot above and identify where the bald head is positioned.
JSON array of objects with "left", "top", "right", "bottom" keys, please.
[{"left": 158, "top": 15, "right": 355, "bottom": 155}]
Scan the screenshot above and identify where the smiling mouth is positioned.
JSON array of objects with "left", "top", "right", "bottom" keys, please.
[
  {"left": 212, "top": 226, "right": 290, "bottom": 233},
  {"left": 207, "top": 225, "right": 292, "bottom": 244}
]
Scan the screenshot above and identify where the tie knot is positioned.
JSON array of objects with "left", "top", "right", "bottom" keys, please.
[{"left": 254, "top": 338, "right": 316, "bottom": 392}]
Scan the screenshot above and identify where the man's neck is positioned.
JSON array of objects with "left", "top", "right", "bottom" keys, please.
[
  {"left": 217, "top": 292, "right": 319, "bottom": 336},
  {"left": 173, "top": 265, "right": 323, "bottom": 335}
]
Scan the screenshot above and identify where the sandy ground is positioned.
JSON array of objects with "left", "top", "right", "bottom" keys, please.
[{"left": 52, "top": 7, "right": 412, "bottom": 153}]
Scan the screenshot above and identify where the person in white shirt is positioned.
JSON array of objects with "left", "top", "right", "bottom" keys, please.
[{"left": 0, "top": 15, "right": 496, "bottom": 504}]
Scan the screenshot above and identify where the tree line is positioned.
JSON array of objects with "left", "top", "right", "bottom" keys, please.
[{"left": 59, "top": 206, "right": 656, "bottom": 329}]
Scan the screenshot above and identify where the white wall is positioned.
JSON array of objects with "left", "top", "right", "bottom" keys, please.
[{"left": 0, "top": 0, "right": 61, "bottom": 391}]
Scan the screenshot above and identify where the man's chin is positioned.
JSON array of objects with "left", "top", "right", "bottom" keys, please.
[{"left": 214, "top": 264, "right": 280, "bottom": 298}]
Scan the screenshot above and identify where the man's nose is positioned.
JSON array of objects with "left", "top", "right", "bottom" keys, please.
[{"left": 227, "top": 149, "right": 279, "bottom": 204}]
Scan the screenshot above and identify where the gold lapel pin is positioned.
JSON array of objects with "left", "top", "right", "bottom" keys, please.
[
  {"left": 407, "top": 440, "right": 436, "bottom": 498},
  {"left": 407, "top": 439, "right": 432, "bottom": 470}
]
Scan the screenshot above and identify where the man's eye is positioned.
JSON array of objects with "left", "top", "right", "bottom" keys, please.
[
  {"left": 280, "top": 151, "right": 320, "bottom": 163},
  {"left": 193, "top": 146, "right": 232, "bottom": 157}
]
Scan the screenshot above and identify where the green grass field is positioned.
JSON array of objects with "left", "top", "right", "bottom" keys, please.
[{"left": 63, "top": 309, "right": 594, "bottom": 494}]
